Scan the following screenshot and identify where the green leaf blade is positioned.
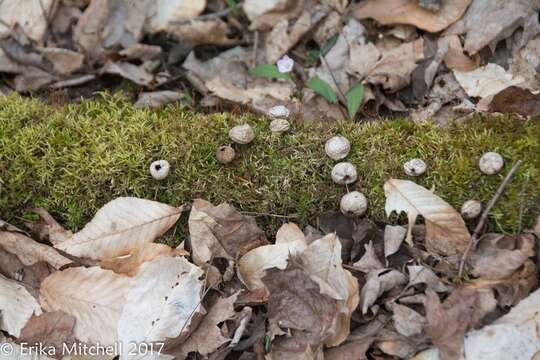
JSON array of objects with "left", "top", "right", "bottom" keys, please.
[
  {"left": 345, "top": 82, "right": 364, "bottom": 120},
  {"left": 307, "top": 76, "right": 338, "bottom": 104},
  {"left": 249, "top": 64, "right": 292, "bottom": 80}
]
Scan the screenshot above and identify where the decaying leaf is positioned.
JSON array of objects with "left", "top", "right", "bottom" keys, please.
[
  {"left": 0, "top": 0, "right": 57, "bottom": 41},
  {"left": 118, "top": 256, "right": 204, "bottom": 353},
  {"left": 352, "top": 241, "right": 384, "bottom": 273},
  {"left": 324, "top": 338, "right": 373, "bottom": 360},
  {"left": 360, "top": 269, "right": 407, "bottom": 314},
  {"left": 169, "top": 292, "right": 239, "bottom": 359},
  {"left": 134, "top": 91, "right": 185, "bottom": 109},
  {"left": 470, "top": 233, "right": 535, "bottom": 280},
  {"left": 445, "top": 0, "right": 539, "bottom": 55},
  {"left": 18, "top": 311, "right": 76, "bottom": 356},
  {"left": 384, "top": 179, "right": 470, "bottom": 256},
  {"left": 384, "top": 225, "right": 406, "bottom": 258},
  {"left": 0, "top": 274, "right": 42, "bottom": 337},
  {"left": 454, "top": 63, "right": 526, "bottom": 99},
  {"left": 438, "top": 35, "right": 479, "bottom": 72},
  {"left": 0, "top": 231, "right": 72, "bottom": 270},
  {"left": 354, "top": 0, "right": 472, "bottom": 33},
  {"left": 40, "top": 48, "right": 85, "bottom": 75},
  {"left": 40, "top": 266, "right": 130, "bottom": 345},
  {"left": 392, "top": 303, "right": 426, "bottom": 336},
  {"left": 54, "top": 197, "right": 182, "bottom": 260},
  {"left": 189, "top": 199, "right": 267, "bottom": 266},
  {"left": 486, "top": 86, "right": 540, "bottom": 116},
  {"left": 407, "top": 265, "right": 449, "bottom": 292}
]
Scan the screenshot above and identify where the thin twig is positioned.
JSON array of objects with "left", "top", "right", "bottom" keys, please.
[
  {"left": 251, "top": 31, "right": 259, "bottom": 68},
  {"left": 319, "top": 54, "right": 349, "bottom": 119},
  {"left": 458, "top": 160, "right": 523, "bottom": 278}
]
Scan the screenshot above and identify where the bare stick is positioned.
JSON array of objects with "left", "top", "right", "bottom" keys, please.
[
  {"left": 458, "top": 160, "right": 523, "bottom": 278},
  {"left": 319, "top": 55, "right": 349, "bottom": 119}
]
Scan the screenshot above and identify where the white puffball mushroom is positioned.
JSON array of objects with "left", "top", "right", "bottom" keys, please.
[
  {"left": 479, "top": 152, "right": 504, "bottom": 175},
  {"left": 149, "top": 160, "right": 170, "bottom": 180},
  {"left": 325, "top": 136, "right": 351, "bottom": 160},
  {"left": 268, "top": 105, "right": 290, "bottom": 119},
  {"left": 331, "top": 162, "right": 357, "bottom": 185},
  {"left": 270, "top": 119, "right": 290, "bottom": 134},
  {"left": 340, "top": 191, "right": 368, "bottom": 217},
  {"left": 216, "top": 145, "right": 236, "bottom": 164},
  {"left": 403, "top": 158, "right": 427, "bottom": 176},
  {"left": 461, "top": 199, "right": 482, "bottom": 220},
  {"left": 229, "top": 124, "right": 255, "bottom": 144}
]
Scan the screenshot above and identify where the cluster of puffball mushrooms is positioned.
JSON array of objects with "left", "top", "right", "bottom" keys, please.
[{"left": 149, "top": 105, "right": 505, "bottom": 220}]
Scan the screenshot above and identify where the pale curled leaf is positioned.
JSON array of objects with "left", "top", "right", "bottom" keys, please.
[
  {"left": 0, "top": 274, "right": 42, "bottom": 337},
  {"left": 0, "top": 231, "right": 72, "bottom": 269},
  {"left": 392, "top": 303, "right": 425, "bottom": 337},
  {"left": 384, "top": 225, "right": 406, "bottom": 258},
  {"left": 384, "top": 179, "right": 470, "bottom": 256},
  {"left": 99, "top": 243, "right": 178, "bottom": 276},
  {"left": 118, "top": 256, "right": 204, "bottom": 353},
  {"left": 408, "top": 265, "right": 449, "bottom": 293},
  {"left": 454, "top": 63, "right": 526, "bottom": 99},
  {"left": 54, "top": 197, "right": 182, "bottom": 260},
  {"left": 352, "top": 241, "right": 384, "bottom": 273},
  {"left": 360, "top": 269, "right": 407, "bottom": 314},
  {"left": 39, "top": 267, "right": 131, "bottom": 345}
]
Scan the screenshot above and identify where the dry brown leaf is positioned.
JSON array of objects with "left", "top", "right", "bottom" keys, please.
[
  {"left": 454, "top": 63, "right": 526, "bottom": 99},
  {"left": 0, "top": 274, "right": 42, "bottom": 337},
  {"left": 27, "top": 208, "right": 73, "bottom": 245},
  {"left": 0, "top": 231, "right": 72, "bottom": 270},
  {"left": 263, "top": 266, "right": 338, "bottom": 356},
  {"left": 188, "top": 199, "right": 267, "bottom": 265},
  {"left": 168, "top": 292, "right": 239, "bottom": 359},
  {"left": 323, "top": 338, "right": 372, "bottom": 360},
  {"left": 445, "top": 0, "right": 538, "bottom": 55},
  {"left": 470, "top": 233, "right": 535, "bottom": 280},
  {"left": 243, "top": 0, "right": 304, "bottom": 30},
  {"left": 376, "top": 328, "right": 418, "bottom": 358},
  {"left": 360, "top": 269, "right": 407, "bottom": 314},
  {"left": 144, "top": 0, "right": 206, "bottom": 33},
  {"left": 0, "top": 248, "right": 51, "bottom": 294},
  {"left": 352, "top": 241, "right": 384, "bottom": 273},
  {"left": 169, "top": 19, "right": 238, "bottom": 46},
  {"left": 134, "top": 91, "right": 185, "bottom": 109},
  {"left": 40, "top": 266, "right": 131, "bottom": 345},
  {"left": 119, "top": 44, "right": 162, "bottom": 61},
  {"left": 118, "top": 256, "right": 204, "bottom": 352},
  {"left": 264, "top": 5, "right": 328, "bottom": 63},
  {"left": 347, "top": 42, "right": 380, "bottom": 79},
  {"left": 99, "top": 243, "right": 177, "bottom": 276},
  {"left": 384, "top": 179, "right": 470, "bottom": 256},
  {"left": 438, "top": 35, "right": 479, "bottom": 72},
  {"left": 486, "top": 86, "right": 540, "bottom": 116},
  {"left": 392, "top": 303, "right": 425, "bottom": 336},
  {"left": 365, "top": 38, "right": 425, "bottom": 92},
  {"left": 17, "top": 311, "right": 76, "bottom": 357},
  {"left": 407, "top": 265, "right": 449, "bottom": 292},
  {"left": 40, "top": 48, "right": 85, "bottom": 75},
  {"left": 54, "top": 197, "right": 182, "bottom": 260},
  {"left": 0, "top": 0, "right": 57, "bottom": 41},
  {"left": 353, "top": 0, "right": 472, "bottom": 33},
  {"left": 101, "top": 61, "right": 164, "bottom": 87},
  {"left": 384, "top": 225, "right": 406, "bottom": 258},
  {"left": 424, "top": 288, "right": 488, "bottom": 360},
  {"left": 13, "top": 67, "right": 57, "bottom": 92}
]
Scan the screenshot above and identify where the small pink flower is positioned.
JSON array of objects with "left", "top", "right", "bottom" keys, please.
[{"left": 276, "top": 55, "right": 294, "bottom": 73}]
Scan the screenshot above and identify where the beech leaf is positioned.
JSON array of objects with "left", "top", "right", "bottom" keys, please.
[
  {"left": 384, "top": 179, "right": 470, "bottom": 256},
  {"left": 0, "top": 274, "right": 42, "bottom": 337}
]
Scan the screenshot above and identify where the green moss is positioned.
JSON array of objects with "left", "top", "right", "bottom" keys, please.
[{"left": 1, "top": 93, "right": 539, "bottom": 243}]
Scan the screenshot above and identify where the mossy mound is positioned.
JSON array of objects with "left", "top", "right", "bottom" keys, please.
[{"left": 1, "top": 94, "right": 539, "bottom": 243}]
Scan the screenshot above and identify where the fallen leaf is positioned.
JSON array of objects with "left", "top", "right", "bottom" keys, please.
[
  {"left": 0, "top": 0, "right": 57, "bottom": 41},
  {"left": 17, "top": 311, "right": 76, "bottom": 357},
  {"left": 134, "top": 91, "right": 185, "bottom": 108},
  {"left": 26, "top": 208, "right": 73, "bottom": 245},
  {"left": 169, "top": 19, "right": 238, "bottom": 46},
  {"left": 384, "top": 225, "right": 406, "bottom": 258},
  {"left": 354, "top": 0, "right": 472, "bottom": 33},
  {"left": 486, "top": 86, "right": 540, "bottom": 116},
  {"left": 101, "top": 61, "right": 161, "bottom": 86},
  {"left": 189, "top": 199, "right": 267, "bottom": 266},
  {"left": 366, "top": 38, "right": 425, "bottom": 92},
  {"left": 144, "top": 0, "right": 206, "bottom": 33},
  {"left": 424, "top": 288, "right": 487, "bottom": 360},
  {"left": 168, "top": 292, "right": 239, "bottom": 359},
  {"left": 438, "top": 35, "right": 479, "bottom": 72},
  {"left": 324, "top": 337, "right": 373, "bottom": 360},
  {"left": 360, "top": 269, "right": 407, "bottom": 314},
  {"left": 99, "top": 243, "right": 178, "bottom": 276},
  {"left": 119, "top": 44, "right": 162, "bottom": 61},
  {"left": 445, "top": 0, "right": 539, "bottom": 55},
  {"left": 454, "top": 63, "right": 526, "bottom": 99},
  {"left": 384, "top": 179, "right": 470, "bottom": 256},
  {"left": 392, "top": 303, "right": 426, "bottom": 336},
  {"left": 54, "top": 197, "right": 182, "bottom": 260},
  {"left": 0, "top": 274, "right": 42, "bottom": 337},
  {"left": 118, "top": 256, "right": 204, "bottom": 353},
  {"left": 40, "top": 48, "right": 85, "bottom": 75},
  {"left": 0, "top": 231, "right": 72, "bottom": 270},
  {"left": 40, "top": 266, "right": 131, "bottom": 345},
  {"left": 376, "top": 328, "right": 419, "bottom": 358},
  {"left": 470, "top": 233, "right": 534, "bottom": 280},
  {"left": 352, "top": 241, "right": 384, "bottom": 272},
  {"left": 0, "top": 248, "right": 51, "bottom": 294},
  {"left": 407, "top": 265, "right": 449, "bottom": 292},
  {"left": 414, "top": 287, "right": 540, "bottom": 360}
]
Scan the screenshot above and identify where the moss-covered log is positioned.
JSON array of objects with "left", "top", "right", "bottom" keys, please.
[{"left": 1, "top": 94, "right": 538, "bottom": 242}]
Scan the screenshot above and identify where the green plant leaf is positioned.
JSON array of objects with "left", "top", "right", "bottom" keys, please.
[
  {"left": 345, "top": 82, "right": 364, "bottom": 119},
  {"left": 249, "top": 64, "right": 292, "bottom": 80},
  {"left": 226, "top": 0, "right": 240, "bottom": 16},
  {"left": 320, "top": 34, "right": 339, "bottom": 56},
  {"left": 307, "top": 76, "right": 338, "bottom": 103}
]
